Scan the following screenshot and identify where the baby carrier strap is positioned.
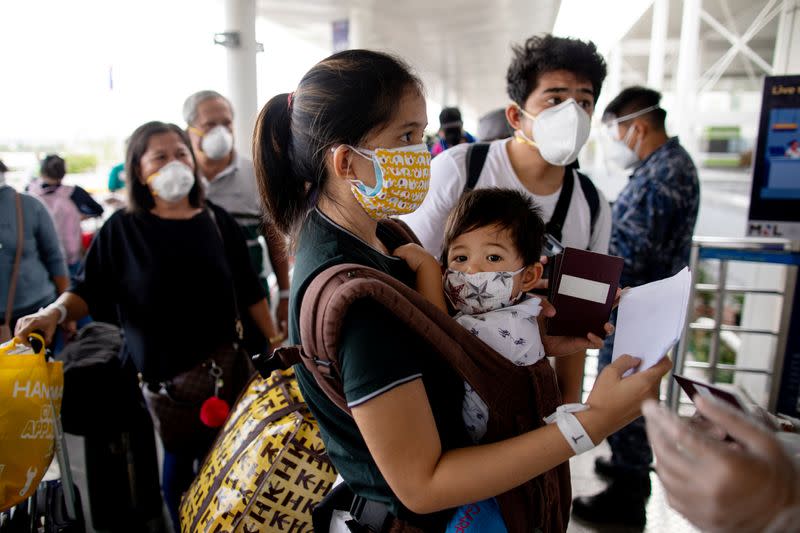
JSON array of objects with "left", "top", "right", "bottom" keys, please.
[{"left": 270, "top": 219, "right": 571, "bottom": 532}]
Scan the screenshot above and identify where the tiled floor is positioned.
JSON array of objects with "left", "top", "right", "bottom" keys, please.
[{"left": 568, "top": 441, "right": 699, "bottom": 533}]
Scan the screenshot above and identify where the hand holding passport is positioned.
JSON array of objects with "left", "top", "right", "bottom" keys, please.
[{"left": 546, "top": 247, "right": 624, "bottom": 338}]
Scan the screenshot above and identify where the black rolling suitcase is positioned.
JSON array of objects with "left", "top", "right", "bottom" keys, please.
[
  {"left": 0, "top": 481, "right": 85, "bottom": 533},
  {"left": 83, "top": 410, "right": 166, "bottom": 532},
  {"left": 57, "top": 322, "right": 166, "bottom": 533}
]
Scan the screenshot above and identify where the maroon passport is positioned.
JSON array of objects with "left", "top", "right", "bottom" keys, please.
[{"left": 546, "top": 247, "right": 624, "bottom": 338}]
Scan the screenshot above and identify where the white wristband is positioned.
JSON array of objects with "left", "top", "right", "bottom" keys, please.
[
  {"left": 544, "top": 403, "right": 595, "bottom": 455},
  {"left": 278, "top": 289, "right": 290, "bottom": 299},
  {"left": 46, "top": 303, "right": 67, "bottom": 325}
]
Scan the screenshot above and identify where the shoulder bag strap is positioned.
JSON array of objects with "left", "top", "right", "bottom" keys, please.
[
  {"left": 3, "top": 193, "right": 24, "bottom": 331},
  {"left": 544, "top": 168, "right": 574, "bottom": 243},
  {"left": 206, "top": 207, "right": 245, "bottom": 344}
]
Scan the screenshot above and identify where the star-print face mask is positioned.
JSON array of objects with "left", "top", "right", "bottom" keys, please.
[{"left": 443, "top": 267, "right": 525, "bottom": 315}]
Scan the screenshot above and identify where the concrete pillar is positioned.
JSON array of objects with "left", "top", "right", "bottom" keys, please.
[
  {"left": 676, "top": 0, "right": 702, "bottom": 155},
  {"left": 773, "top": 0, "right": 800, "bottom": 74},
  {"left": 224, "top": 0, "right": 258, "bottom": 158},
  {"left": 648, "top": 0, "right": 669, "bottom": 90},
  {"left": 348, "top": 0, "right": 371, "bottom": 49},
  {"left": 607, "top": 44, "right": 623, "bottom": 103}
]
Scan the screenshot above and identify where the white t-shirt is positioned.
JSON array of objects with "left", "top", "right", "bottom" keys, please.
[{"left": 402, "top": 139, "right": 612, "bottom": 257}]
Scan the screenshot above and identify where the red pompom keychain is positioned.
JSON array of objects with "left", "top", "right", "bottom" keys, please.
[
  {"left": 200, "top": 396, "right": 230, "bottom": 428},
  {"left": 199, "top": 361, "right": 230, "bottom": 428}
]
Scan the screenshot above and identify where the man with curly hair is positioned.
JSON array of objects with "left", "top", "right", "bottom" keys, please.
[{"left": 404, "top": 33, "right": 611, "bottom": 407}]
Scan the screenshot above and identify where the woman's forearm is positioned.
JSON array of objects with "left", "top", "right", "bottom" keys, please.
[
  {"left": 555, "top": 352, "right": 586, "bottom": 403},
  {"left": 353, "top": 379, "right": 612, "bottom": 514},
  {"left": 52, "top": 275, "right": 70, "bottom": 296},
  {"left": 248, "top": 298, "right": 280, "bottom": 341},
  {"left": 54, "top": 292, "right": 90, "bottom": 322}
]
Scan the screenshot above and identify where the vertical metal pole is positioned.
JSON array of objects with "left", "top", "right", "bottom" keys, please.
[
  {"left": 676, "top": 0, "right": 702, "bottom": 156},
  {"left": 648, "top": 0, "right": 669, "bottom": 90},
  {"left": 224, "top": 0, "right": 258, "bottom": 159},
  {"left": 669, "top": 241, "right": 701, "bottom": 410},
  {"left": 708, "top": 260, "right": 729, "bottom": 383},
  {"left": 770, "top": 266, "right": 798, "bottom": 411}
]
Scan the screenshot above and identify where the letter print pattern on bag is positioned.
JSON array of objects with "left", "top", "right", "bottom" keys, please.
[{"left": 180, "top": 368, "right": 337, "bottom": 532}]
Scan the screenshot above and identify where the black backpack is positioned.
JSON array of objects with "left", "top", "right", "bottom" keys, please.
[{"left": 463, "top": 142, "right": 601, "bottom": 243}]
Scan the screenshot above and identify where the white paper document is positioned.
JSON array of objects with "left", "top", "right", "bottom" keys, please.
[{"left": 612, "top": 267, "right": 692, "bottom": 374}]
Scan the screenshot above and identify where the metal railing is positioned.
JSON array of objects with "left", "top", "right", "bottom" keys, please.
[{"left": 667, "top": 236, "right": 800, "bottom": 412}]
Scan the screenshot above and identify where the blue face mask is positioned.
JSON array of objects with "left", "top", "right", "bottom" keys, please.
[{"left": 350, "top": 147, "right": 385, "bottom": 197}]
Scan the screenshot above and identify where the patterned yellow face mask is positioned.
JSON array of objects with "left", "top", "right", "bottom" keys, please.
[{"left": 348, "top": 143, "right": 431, "bottom": 220}]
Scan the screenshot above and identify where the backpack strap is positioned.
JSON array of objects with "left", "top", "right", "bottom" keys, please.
[
  {"left": 463, "top": 142, "right": 490, "bottom": 192},
  {"left": 575, "top": 170, "right": 601, "bottom": 239},
  {"left": 544, "top": 168, "right": 574, "bottom": 243}
]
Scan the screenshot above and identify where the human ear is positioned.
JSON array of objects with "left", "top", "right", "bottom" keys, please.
[
  {"left": 506, "top": 103, "right": 524, "bottom": 131},
  {"left": 330, "top": 145, "right": 357, "bottom": 181},
  {"left": 520, "top": 263, "right": 543, "bottom": 292}
]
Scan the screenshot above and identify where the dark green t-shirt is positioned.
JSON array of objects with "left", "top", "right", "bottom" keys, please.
[{"left": 291, "top": 209, "right": 469, "bottom": 527}]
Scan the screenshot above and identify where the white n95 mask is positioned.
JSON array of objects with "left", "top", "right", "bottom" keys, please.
[
  {"left": 515, "top": 98, "right": 591, "bottom": 166},
  {"left": 199, "top": 125, "right": 234, "bottom": 160},
  {"left": 146, "top": 161, "right": 196, "bottom": 202},
  {"left": 443, "top": 268, "right": 525, "bottom": 315}
]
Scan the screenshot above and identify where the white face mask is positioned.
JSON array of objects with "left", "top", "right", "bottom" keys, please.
[
  {"left": 515, "top": 98, "right": 591, "bottom": 166},
  {"left": 604, "top": 124, "right": 641, "bottom": 169},
  {"left": 200, "top": 125, "right": 234, "bottom": 160},
  {"left": 603, "top": 104, "right": 660, "bottom": 169},
  {"left": 146, "top": 160, "right": 196, "bottom": 203},
  {"left": 443, "top": 267, "right": 525, "bottom": 315}
]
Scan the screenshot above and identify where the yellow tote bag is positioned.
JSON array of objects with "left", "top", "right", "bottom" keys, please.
[
  {"left": 180, "top": 367, "right": 337, "bottom": 533},
  {"left": 0, "top": 335, "right": 64, "bottom": 511}
]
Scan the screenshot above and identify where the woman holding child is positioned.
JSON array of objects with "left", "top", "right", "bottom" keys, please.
[{"left": 253, "top": 49, "right": 670, "bottom": 531}]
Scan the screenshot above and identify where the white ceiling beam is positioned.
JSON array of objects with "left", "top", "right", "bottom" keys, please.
[
  {"left": 620, "top": 38, "right": 680, "bottom": 56},
  {"left": 718, "top": 0, "right": 758, "bottom": 86},
  {"left": 699, "top": 8, "right": 774, "bottom": 74},
  {"left": 773, "top": 0, "right": 800, "bottom": 73}
]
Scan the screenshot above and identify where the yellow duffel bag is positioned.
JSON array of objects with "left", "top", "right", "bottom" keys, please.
[{"left": 180, "top": 367, "right": 337, "bottom": 532}]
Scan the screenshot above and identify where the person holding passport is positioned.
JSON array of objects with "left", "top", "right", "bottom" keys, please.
[
  {"left": 402, "top": 34, "right": 613, "bottom": 405},
  {"left": 572, "top": 86, "right": 700, "bottom": 527},
  {"left": 396, "top": 188, "right": 614, "bottom": 443}
]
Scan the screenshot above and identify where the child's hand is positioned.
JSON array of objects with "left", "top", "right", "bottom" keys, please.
[{"left": 394, "top": 243, "right": 440, "bottom": 273}]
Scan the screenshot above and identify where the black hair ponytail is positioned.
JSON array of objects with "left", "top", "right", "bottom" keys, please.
[{"left": 252, "top": 93, "right": 307, "bottom": 235}]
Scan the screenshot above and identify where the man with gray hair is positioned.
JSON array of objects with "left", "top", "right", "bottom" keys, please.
[{"left": 183, "top": 90, "right": 290, "bottom": 341}]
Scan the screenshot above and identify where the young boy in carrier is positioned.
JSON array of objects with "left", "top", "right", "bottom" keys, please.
[{"left": 394, "top": 187, "right": 548, "bottom": 442}]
